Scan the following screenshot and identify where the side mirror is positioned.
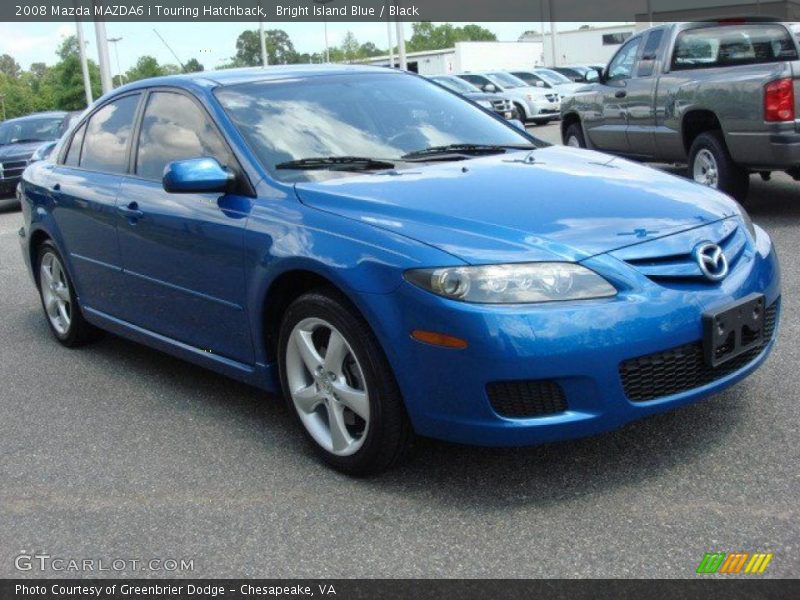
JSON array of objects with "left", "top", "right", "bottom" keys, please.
[
  {"left": 483, "top": 83, "right": 497, "bottom": 93},
  {"left": 162, "top": 157, "right": 234, "bottom": 194},
  {"left": 509, "top": 119, "right": 526, "bottom": 131},
  {"left": 29, "top": 141, "right": 57, "bottom": 163}
]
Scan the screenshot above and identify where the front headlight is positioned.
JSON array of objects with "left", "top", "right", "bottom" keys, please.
[
  {"left": 733, "top": 200, "right": 756, "bottom": 238},
  {"left": 405, "top": 263, "right": 617, "bottom": 304},
  {"left": 476, "top": 99, "right": 493, "bottom": 109}
]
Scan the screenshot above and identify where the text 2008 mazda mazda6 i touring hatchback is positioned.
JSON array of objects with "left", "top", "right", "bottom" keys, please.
[{"left": 19, "top": 66, "right": 781, "bottom": 474}]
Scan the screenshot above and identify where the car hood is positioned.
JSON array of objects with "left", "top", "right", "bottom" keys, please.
[
  {"left": 0, "top": 141, "right": 44, "bottom": 161},
  {"left": 294, "top": 146, "right": 737, "bottom": 264}
]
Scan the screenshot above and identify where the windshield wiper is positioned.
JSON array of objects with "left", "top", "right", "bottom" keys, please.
[
  {"left": 275, "top": 156, "right": 395, "bottom": 171},
  {"left": 401, "top": 143, "right": 535, "bottom": 161}
]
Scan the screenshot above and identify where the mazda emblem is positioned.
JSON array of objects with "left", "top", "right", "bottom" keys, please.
[{"left": 694, "top": 242, "right": 728, "bottom": 281}]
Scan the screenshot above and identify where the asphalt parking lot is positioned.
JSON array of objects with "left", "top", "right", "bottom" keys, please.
[{"left": 1, "top": 121, "right": 798, "bottom": 578}]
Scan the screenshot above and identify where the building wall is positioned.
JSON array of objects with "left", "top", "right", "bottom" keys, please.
[
  {"left": 454, "top": 42, "right": 544, "bottom": 73},
  {"left": 530, "top": 25, "right": 636, "bottom": 67}
]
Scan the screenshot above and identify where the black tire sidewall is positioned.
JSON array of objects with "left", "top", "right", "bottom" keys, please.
[
  {"left": 277, "top": 289, "right": 410, "bottom": 475},
  {"left": 689, "top": 131, "right": 749, "bottom": 201},
  {"left": 565, "top": 123, "right": 586, "bottom": 148}
]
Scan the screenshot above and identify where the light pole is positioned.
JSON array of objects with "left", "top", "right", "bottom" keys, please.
[
  {"left": 385, "top": 2, "right": 394, "bottom": 68},
  {"left": 259, "top": 19, "right": 269, "bottom": 66},
  {"left": 74, "top": 14, "right": 92, "bottom": 106},
  {"left": 107, "top": 36, "right": 124, "bottom": 87},
  {"left": 313, "top": 0, "right": 334, "bottom": 62},
  {"left": 93, "top": 20, "right": 113, "bottom": 95},
  {"left": 394, "top": 5, "right": 407, "bottom": 71}
]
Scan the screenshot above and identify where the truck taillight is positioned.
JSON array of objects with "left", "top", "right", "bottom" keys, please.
[{"left": 764, "top": 78, "right": 795, "bottom": 122}]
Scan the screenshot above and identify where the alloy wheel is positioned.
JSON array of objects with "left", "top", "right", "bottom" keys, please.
[
  {"left": 693, "top": 148, "right": 719, "bottom": 188},
  {"left": 285, "top": 317, "right": 370, "bottom": 456},
  {"left": 39, "top": 252, "right": 72, "bottom": 336}
]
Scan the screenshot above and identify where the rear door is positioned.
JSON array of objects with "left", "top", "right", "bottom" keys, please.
[
  {"left": 49, "top": 93, "right": 142, "bottom": 314},
  {"left": 584, "top": 35, "right": 643, "bottom": 153},
  {"left": 624, "top": 27, "right": 667, "bottom": 158},
  {"left": 114, "top": 89, "right": 255, "bottom": 364}
]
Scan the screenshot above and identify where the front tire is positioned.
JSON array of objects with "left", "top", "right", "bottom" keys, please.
[
  {"left": 564, "top": 122, "right": 586, "bottom": 148},
  {"left": 688, "top": 131, "right": 749, "bottom": 201},
  {"left": 278, "top": 289, "right": 412, "bottom": 476},
  {"left": 36, "top": 241, "right": 100, "bottom": 347}
]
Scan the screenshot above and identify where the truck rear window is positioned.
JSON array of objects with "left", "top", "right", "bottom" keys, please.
[{"left": 671, "top": 24, "right": 798, "bottom": 70}]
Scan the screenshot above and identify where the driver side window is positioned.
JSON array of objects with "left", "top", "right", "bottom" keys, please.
[{"left": 607, "top": 37, "right": 642, "bottom": 82}]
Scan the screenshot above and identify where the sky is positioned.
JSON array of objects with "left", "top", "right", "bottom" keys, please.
[{"left": 0, "top": 21, "right": 626, "bottom": 73}]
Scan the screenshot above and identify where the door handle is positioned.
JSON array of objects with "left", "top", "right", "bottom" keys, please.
[
  {"left": 615, "top": 90, "right": 627, "bottom": 99},
  {"left": 52, "top": 183, "right": 61, "bottom": 191},
  {"left": 118, "top": 201, "right": 144, "bottom": 220}
]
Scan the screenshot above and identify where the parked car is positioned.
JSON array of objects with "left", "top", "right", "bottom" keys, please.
[
  {"left": 0, "top": 111, "right": 76, "bottom": 197},
  {"left": 509, "top": 69, "right": 585, "bottom": 98},
  {"left": 19, "top": 65, "right": 780, "bottom": 475},
  {"left": 550, "top": 65, "right": 600, "bottom": 83},
  {"left": 456, "top": 71, "right": 560, "bottom": 124},
  {"left": 429, "top": 75, "right": 516, "bottom": 120},
  {"left": 561, "top": 20, "right": 800, "bottom": 200}
]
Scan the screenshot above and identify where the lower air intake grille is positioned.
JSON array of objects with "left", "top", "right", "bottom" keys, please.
[
  {"left": 620, "top": 302, "right": 778, "bottom": 403},
  {"left": 487, "top": 380, "right": 567, "bottom": 418}
]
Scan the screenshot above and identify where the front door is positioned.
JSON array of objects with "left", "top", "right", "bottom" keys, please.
[
  {"left": 585, "top": 36, "right": 642, "bottom": 153},
  {"left": 115, "top": 90, "right": 255, "bottom": 365}
]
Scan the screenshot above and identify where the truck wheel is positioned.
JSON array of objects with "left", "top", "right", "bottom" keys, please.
[
  {"left": 688, "top": 131, "right": 749, "bottom": 201},
  {"left": 564, "top": 123, "right": 586, "bottom": 148}
]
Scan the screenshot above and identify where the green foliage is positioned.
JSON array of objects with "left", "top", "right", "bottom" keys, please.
[
  {"left": 233, "top": 29, "right": 298, "bottom": 66},
  {"left": 183, "top": 58, "right": 204, "bottom": 73},
  {"left": 407, "top": 22, "right": 497, "bottom": 52},
  {"left": 125, "top": 55, "right": 165, "bottom": 82}
]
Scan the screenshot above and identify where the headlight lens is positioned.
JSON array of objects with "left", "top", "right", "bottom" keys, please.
[
  {"left": 733, "top": 200, "right": 756, "bottom": 238},
  {"left": 476, "top": 99, "right": 493, "bottom": 109},
  {"left": 405, "top": 263, "right": 617, "bottom": 304}
]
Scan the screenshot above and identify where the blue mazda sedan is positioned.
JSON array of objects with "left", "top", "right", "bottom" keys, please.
[{"left": 19, "top": 65, "right": 781, "bottom": 474}]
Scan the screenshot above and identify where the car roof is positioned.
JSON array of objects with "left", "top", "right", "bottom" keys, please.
[
  {"left": 109, "top": 64, "right": 400, "bottom": 95},
  {"left": 2, "top": 111, "right": 68, "bottom": 123}
]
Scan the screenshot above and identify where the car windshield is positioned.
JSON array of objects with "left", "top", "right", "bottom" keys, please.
[
  {"left": 486, "top": 72, "right": 527, "bottom": 88},
  {"left": 535, "top": 69, "right": 572, "bottom": 84},
  {"left": 433, "top": 76, "right": 479, "bottom": 94},
  {"left": 215, "top": 72, "right": 533, "bottom": 182},
  {"left": 0, "top": 117, "right": 63, "bottom": 146}
]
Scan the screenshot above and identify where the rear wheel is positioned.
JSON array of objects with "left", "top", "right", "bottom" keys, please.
[
  {"left": 564, "top": 122, "right": 586, "bottom": 148},
  {"left": 36, "top": 241, "right": 100, "bottom": 346},
  {"left": 688, "top": 131, "right": 749, "bottom": 201},
  {"left": 278, "top": 289, "right": 412, "bottom": 475}
]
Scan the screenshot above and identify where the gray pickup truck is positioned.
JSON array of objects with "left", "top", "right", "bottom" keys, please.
[{"left": 561, "top": 20, "right": 800, "bottom": 200}]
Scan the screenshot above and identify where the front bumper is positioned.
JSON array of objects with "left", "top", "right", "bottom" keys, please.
[{"left": 357, "top": 226, "right": 780, "bottom": 447}]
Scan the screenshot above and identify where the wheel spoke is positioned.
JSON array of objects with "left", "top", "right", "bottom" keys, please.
[
  {"left": 323, "top": 330, "right": 348, "bottom": 376},
  {"left": 45, "top": 293, "right": 58, "bottom": 316},
  {"left": 54, "top": 284, "right": 70, "bottom": 302},
  {"left": 57, "top": 301, "right": 70, "bottom": 325},
  {"left": 333, "top": 383, "right": 369, "bottom": 421},
  {"left": 326, "top": 401, "right": 351, "bottom": 453},
  {"left": 40, "top": 263, "right": 53, "bottom": 287},
  {"left": 293, "top": 383, "right": 322, "bottom": 414},
  {"left": 294, "top": 330, "right": 323, "bottom": 374}
]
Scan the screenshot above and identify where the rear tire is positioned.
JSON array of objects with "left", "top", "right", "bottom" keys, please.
[
  {"left": 36, "top": 241, "right": 100, "bottom": 347},
  {"left": 278, "top": 288, "right": 412, "bottom": 476},
  {"left": 688, "top": 131, "right": 749, "bottom": 201},
  {"left": 564, "top": 122, "right": 586, "bottom": 148}
]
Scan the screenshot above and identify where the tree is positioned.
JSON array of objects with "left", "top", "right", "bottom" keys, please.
[
  {"left": 233, "top": 29, "right": 297, "bottom": 66},
  {"left": 0, "top": 54, "right": 21, "bottom": 79},
  {"left": 340, "top": 31, "right": 360, "bottom": 62},
  {"left": 359, "top": 42, "right": 384, "bottom": 58},
  {"left": 407, "top": 22, "right": 497, "bottom": 52},
  {"left": 183, "top": 58, "right": 204, "bottom": 73},
  {"left": 125, "top": 56, "right": 164, "bottom": 82},
  {"left": 50, "top": 35, "right": 102, "bottom": 111}
]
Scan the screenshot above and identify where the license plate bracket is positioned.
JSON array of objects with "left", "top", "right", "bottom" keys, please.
[{"left": 703, "top": 293, "right": 765, "bottom": 367}]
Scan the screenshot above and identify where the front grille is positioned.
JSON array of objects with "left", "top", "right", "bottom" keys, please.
[
  {"left": 487, "top": 380, "right": 567, "bottom": 418},
  {"left": 0, "top": 160, "right": 27, "bottom": 181},
  {"left": 545, "top": 93, "right": 559, "bottom": 102},
  {"left": 491, "top": 99, "right": 511, "bottom": 111},
  {"left": 620, "top": 302, "right": 778, "bottom": 403}
]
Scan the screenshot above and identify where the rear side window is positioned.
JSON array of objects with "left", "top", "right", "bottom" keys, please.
[
  {"left": 64, "top": 122, "right": 86, "bottom": 167},
  {"left": 135, "top": 92, "right": 232, "bottom": 181},
  {"left": 80, "top": 94, "right": 140, "bottom": 173},
  {"left": 672, "top": 24, "right": 798, "bottom": 70}
]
